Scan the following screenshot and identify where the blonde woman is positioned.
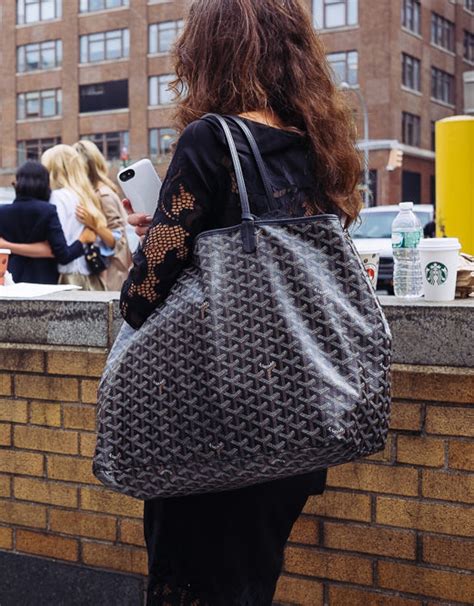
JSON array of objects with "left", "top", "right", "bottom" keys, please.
[
  {"left": 41, "top": 144, "right": 115, "bottom": 290},
  {"left": 74, "top": 140, "right": 132, "bottom": 291}
]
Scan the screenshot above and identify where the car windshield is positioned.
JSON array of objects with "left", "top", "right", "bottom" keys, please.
[{"left": 351, "top": 211, "right": 431, "bottom": 239}]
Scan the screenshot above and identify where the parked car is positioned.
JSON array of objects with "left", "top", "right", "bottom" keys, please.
[{"left": 351, "top": 204, "right": 434, "bottom": 292}]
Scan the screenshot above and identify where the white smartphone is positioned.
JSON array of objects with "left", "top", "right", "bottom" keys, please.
[{"left": 118, "top": 159, "right": 162, "bottom": 216}]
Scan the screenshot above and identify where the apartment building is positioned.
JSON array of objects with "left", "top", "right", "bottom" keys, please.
[
  {"left": 0, "top": 0, "right": 187, "bottom": 185},
  {"left": 0, "top": 0, "right": 473, "bottom": 205}
]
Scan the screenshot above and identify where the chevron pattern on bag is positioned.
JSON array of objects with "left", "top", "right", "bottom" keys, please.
[{"left": 94, "top": 215, "right": 392, "bottom": 499}]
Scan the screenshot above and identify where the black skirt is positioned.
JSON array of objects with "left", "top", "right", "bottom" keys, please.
[{"left": 144, "top": 470, "right": 327, "bottom": 606}]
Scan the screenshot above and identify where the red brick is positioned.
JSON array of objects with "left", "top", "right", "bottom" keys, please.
[
  {"left": 0, "top": 350, "right": 44, "bottom": 373},
  {"left": 426, "top": 406, "right": 474, "bottom": 438},
  {"left": 0, "top": 398, "right": 28, "bottom": 423},
  {"left": 0, "top": 422, "right": 11, "bottom": 446},
  {"left": 448, "top": 440, "right": 474, "bottom": 471},
  {"left": 81, "top": 379, "right": 99, "bottom": 404},
  {"left": 304, "top": 490, "right": 371, "bottom": 522},
  {"left": 422, "top": 469, "right": 474, "bottom": 504},
  {"left": 324, "top": 521, "right": 416, "bottom": 559},
  {"left": 82, "top": 542, "right": 147, "bottom": 575},
  {"left": 0, "top": 527, "right": 13, "bottom": 550},
  {"left": 0, "top": 374, "right": 12, "bottom": 396},
  {"left": 29, "top": 401, "right": 61, "bottom": 427},
  {"left": 378, "top": 561, "right": 474, "bottom": 603},
  {"left": 0, "top": 451, "right": 44, "bottom": 476},
  {"left": 79, "top": 432, "right": 96, "bottom": 457},
  {"left": 389, "top": 402, "right": 422, "bottom": 431},
  {"left": 0, "top": 499, "right": 47, "bottom": 528},
  {"left": 14, "top": 425, "right": 78, "bottom": 454},
  {"left": 392, "top": 367, "right": 474, "bottom": 404},
  {"left": 397, "top": 435, "right": 445, "bottom": 467},
  {"left": 14, "top": 477, "right": 78, "bottom": 507},
  {"left": 376, "top": 496, "right": 473, "bottom": 537},
  {"left": 423, "top": 534, "right": 474, "bottom": 571},
  {"left": 81, "top": 488, "right": 143, "bottom": 518},
  {"left": 50, "top": 509, "right": 117, "bottom": 541},
  {"left": 284, "top": 546, "right": 373, "bottom": 584},
  {"left": 120, "top": 519, "right": 144, "bottom": 546},
  {"left": 63, "top": 404, "right": 96, "bottom": 430},
  {"left": 328, "top": 586, "right": 422, "bottom": 606},
  {"left": 15, "top": 375, "right": 79, "bottom": 402},
  {"left": 48, "top": 454, "right": 99, "bottom": 485},
  {"left": 47, "top": 351, "right": 106, "bottom": 377},
  {"left": 327, "top": 462, "right": 419, "bottom": 496},
  {"left": 0, "top": 475, "right": 11, "bottom": 497},
  {"left": 274, "top": 575, "right": 324, "bottom": 606},
  {"left": 288, "top": 516, "right": 319, "bottom": 545},
  {"left": 16, "top": 530, "right": 78, "bottom": 562}
]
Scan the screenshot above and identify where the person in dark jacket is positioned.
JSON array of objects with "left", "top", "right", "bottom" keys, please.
[{"left": 0, "top": 161, "right": 95, "bottom": 284}]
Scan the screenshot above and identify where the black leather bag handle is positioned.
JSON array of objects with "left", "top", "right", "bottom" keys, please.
[
  {"left": 202, "top": 113, "right": 257, "bottom": 252},
  {"left": 225, "top": 115, "right": 275, "bottom": 211}
]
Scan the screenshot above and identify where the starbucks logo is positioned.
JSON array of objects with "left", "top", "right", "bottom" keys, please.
[{"left": 425, "top": 262, "right": 448, "bottom": 286}]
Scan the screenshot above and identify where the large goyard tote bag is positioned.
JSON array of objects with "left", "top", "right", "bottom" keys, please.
[{"left": 93, "top": 114, "right": 392, "bottom": 499}]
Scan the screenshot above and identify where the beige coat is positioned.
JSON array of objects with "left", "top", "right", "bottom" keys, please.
[{"left": 98, "top": 185, "right": 132, "bottom": 291}]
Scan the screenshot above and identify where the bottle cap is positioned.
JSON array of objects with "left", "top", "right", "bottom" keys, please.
[{"left": 399, "top": 202, "right": 414, "bottom": 210}]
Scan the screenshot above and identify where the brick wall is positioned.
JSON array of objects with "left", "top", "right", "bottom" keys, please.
[{"left": 0, "top": 347, "right": 473, "bottom": 605}]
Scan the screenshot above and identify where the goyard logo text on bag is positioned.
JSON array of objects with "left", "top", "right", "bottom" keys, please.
[{"left": 425, "top": 261, "right": 448, "bottom": 286}]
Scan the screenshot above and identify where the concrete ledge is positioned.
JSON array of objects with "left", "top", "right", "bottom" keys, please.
[
  {"left": 0, "top": 292, "right": 472, "bottom": 367},
  {"left": 0, "top": 551, "right": 146, "bottom": 606}
]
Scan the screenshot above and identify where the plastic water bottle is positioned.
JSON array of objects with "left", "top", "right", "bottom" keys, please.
[{"left": 392, "top": 202, "right": 424, "bottom": 298}]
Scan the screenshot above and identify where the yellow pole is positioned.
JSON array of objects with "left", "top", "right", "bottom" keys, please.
[{"left": 436, "top": 116, "right": 474, "bottom": 254}]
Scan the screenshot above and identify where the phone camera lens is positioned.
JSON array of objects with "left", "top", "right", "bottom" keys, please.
[{"left": 119, "top": 169, "right": 135, "bottom": 182}]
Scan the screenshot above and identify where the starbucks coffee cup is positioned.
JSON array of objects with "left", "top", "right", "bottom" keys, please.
[
  {"left": 357, "top": 249, "right": 380, "bottom": 289},
  {"left": 0, "top": 249, "right": 11, "bottom": 286},
  {"left": 419, "top": 238, "right": 461, "bottom": 301}
]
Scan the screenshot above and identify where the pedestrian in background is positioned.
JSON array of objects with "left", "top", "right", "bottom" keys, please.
[
  {"left": 74, "top": 140, "right": 132, "bottom": 291},
  {"left": 121, "top": 0, "right": 362, "bottom": 604},
  {"left": 0, "top": 161, "right": 95, "bottom": 284},
  {"left": 41, "top": 144, "right": 114, "bottom": 290}
]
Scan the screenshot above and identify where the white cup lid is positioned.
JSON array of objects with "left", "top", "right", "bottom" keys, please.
[
  {"left": 419, "top": 238, "right": 461, "bottom": 251},
  {"left": 399, "top": 202, "right": 414, "bottom": 210},
  {"left": 0, "top": 249, "right": 11, "bottom": 254}
]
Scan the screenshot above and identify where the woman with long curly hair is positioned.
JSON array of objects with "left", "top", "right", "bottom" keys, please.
[{"left": 121, "top": 1, "right": 362, "bottom": 604}]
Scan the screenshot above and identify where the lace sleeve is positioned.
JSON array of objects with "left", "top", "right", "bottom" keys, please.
[{"left": 120, "top": 121, "right": 222, "bottom": 329}]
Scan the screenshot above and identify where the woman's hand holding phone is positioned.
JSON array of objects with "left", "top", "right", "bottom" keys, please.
[{"left": 122, "top": 199, "right": 153, "bottom": 238}]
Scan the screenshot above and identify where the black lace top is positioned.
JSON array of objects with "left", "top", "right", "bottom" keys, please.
[{"left": 120, "top": 117, "right": 332, "bottom": 329}]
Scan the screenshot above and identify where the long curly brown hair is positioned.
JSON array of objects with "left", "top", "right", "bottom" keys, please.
[{"left": 172, "top": 0, "right": 362, "bottom": 225}]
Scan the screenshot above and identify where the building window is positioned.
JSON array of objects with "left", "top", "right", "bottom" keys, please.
[
  {"left": 431, "top": 67, "right": 454, "bottom": 104},
  {"left": 17, "top": 89, "right": 62, "bottom": 120},
  {"left": 80, "top": 29, "right": 129, "bottom": 63},
  {"left": 402, "top": 0, "right": 421, "bottom": 35},
  {"left": 79, "top": 80, "right": 128, "bottom": 113},
  {"left": 149, "top": 128, "right": 177, "bottom": 158},
  {"left": 17, "top": 137, "right": 61, "bottom": 164},
  {"left": 401, "top": 53, "right": 421, "bottom": 91},
  {"left": 465, "top": 1, "right": 474, "bottom": 13},
  {"left": 149, "top": 20, "right": 184, "bottom": 55},
  {"left": 431, "top": 13, "right": 455, "bottom": 52},
  {"left": 83, "top": 132, "right": 129, "bottom": 160},
  {"left": 431, "top": 120, "right": 436, "bottom": 151},
  {"left": 149, "top": 75, "right": 175, "bottom": 106},
  {"left": 79, "top": 0, "right": 129, "bottom": 12},
  {"left": 17, "top": 0, "right": 62, "bottom": 24},
  {"left": 402, "top": 170, "right": 421, "bottom": 205},
  {"left": 327, "top": 51, "right": 358, "bottom": 86},
  {"left": 402, "top": 112, "right": 421, "bottom": 147},
  {"left": 313, "top": 0, "right": 358, "bottom": 29},
  {"left": 464, "top": 31, "right": 474, "bottom": 62},
  {"left": 368, "top": 169, "right": 377, "bottom": 207},
  {"left": 17, "top": 40, "right": 62, "bottom": 73}
]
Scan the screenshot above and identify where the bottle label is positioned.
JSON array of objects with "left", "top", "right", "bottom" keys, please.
[{"left": 392, "top": 230, "right": 421, "bottom": 249}]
